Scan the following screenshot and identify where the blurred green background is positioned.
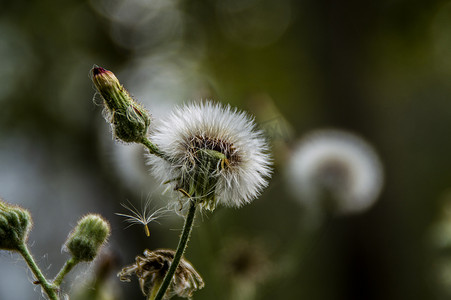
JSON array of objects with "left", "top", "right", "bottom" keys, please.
[{"left": 2, "top": 0, "right": 451, "bottom": 299}]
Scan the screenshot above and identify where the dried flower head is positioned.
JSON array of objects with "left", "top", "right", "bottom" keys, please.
[
  {"left": 287, "top": 129, "right": 384, "bottom": 215},
  {"left": 118, "top": 249, "right": 204, "bottom": 299},
  {"left": 147, "top": 101, "right": 272, "bottom": 210},
  {"left": 0, "top": 199, "right": 32, "bottom": 251},
  {"left": 115, "top": 199, "right": 168, "bottom": 237}
]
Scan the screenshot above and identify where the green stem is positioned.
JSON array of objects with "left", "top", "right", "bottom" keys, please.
[
  {"left": 152, "top": 201, "right": 197, "bottom": 300},
  {"left": 141, "top": 137, "right": 169, "bottom": 161},
  {"left": 52, "top": 257, "right": 79, "bottom": 287},
  {"left": 147, "top": 277, "right": 163, "bottom": 300},
  {"left": 17, "top": 244, "right": 59, "bottom": 300}
]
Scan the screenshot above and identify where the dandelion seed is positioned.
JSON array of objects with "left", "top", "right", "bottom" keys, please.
[
  {"left": 147, "top": 101, "right": 272, "bottom": 210},
  {"left": 115, "top": 199, "right": 168, "bottom": 237}
]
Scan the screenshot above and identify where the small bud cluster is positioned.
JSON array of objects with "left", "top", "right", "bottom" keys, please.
[
  {"left": 0, "top": 199, "right": 112, "bottom": 299},
  {"left": 91, "top": 67, "right": 151, "bottom": 143},
  {"left": 65, "top": 214, "right": 110, "bottom": 262},
  {"left": 0, "top": 199, "right": 32, "bottom": 251}
]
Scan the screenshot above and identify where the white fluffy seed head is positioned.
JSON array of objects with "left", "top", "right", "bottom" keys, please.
[
  {"left": 147, "top": 101, "right": 272, "bottom": 209},
  {"left": 286, "top": 129, "right": 384, "bottom": 215}
]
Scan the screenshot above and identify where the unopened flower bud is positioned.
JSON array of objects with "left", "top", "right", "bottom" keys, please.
[
  {"left": 91, "top": 66, "right": 151, "bottom": 143},
  {"left": 65, "top": 214, "right": 110, "bottom": 262},
  {"left": 0, "top": 199, "right": 32, "bottom": 251}
]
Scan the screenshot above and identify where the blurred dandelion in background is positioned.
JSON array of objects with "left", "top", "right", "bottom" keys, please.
[
  {"left": 286, "top": 129, "right": 384, "bottom": 225},
  {"left": 219, "top": 238, "right": 270, "bottom": 300}
]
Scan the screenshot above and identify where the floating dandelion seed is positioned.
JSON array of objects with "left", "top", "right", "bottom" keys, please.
[
  {"left": 147, "top": 101, "right": 272, "bottom": 210},
  {"left": 115, "top": 200, "right": 168, "bottom": 237}
]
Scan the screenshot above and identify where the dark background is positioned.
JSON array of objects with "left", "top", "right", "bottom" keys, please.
[{"left": 1, "top": 0, "right": 451, "bottom": 299}]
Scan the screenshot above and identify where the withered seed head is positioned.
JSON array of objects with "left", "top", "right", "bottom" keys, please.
[{"left": 118, "top": 249, "right": 204, "bottom": 299}]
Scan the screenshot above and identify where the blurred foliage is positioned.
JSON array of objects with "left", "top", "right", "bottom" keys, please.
[{"left": 2, "top": 0, "right": 451, "bottom": 299}]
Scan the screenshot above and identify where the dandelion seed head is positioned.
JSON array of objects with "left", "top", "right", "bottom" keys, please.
[
  {"left": 287, "top": 129, "right": 384, "bottom": 215},
  {"left": 147, "top": 101, "right": 272, "bottom": 209}
]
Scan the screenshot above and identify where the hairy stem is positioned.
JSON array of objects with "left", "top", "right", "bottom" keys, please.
[
  {"left": 148, "top": 277, "right": 163, "bottom": 300},
  {"left": 17, "top": 244, "right": 59, "bottom": 300},
  {"left": 52, "top": 257, "right": 79, "bottom": 287},
  {"left": 141, "top": 137, "right": 169, "bottom": 161},
  {"left": 152, "top": 201, "right": 197, "bottom": 300}
]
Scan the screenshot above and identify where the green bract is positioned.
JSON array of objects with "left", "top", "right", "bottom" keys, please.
[
  {"left": 65, "top": 214, "right": 110, "bottom": 262},
  {"left": 0, "top": 200, "right": 32, "bottom": 251},
  {"left": 91, "top": 67, "right": 151, "bottom": 143}
]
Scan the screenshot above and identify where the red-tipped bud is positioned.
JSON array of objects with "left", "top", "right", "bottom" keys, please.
[{"left": 91, "top": 66, "right": 151, "bottom": 143}]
